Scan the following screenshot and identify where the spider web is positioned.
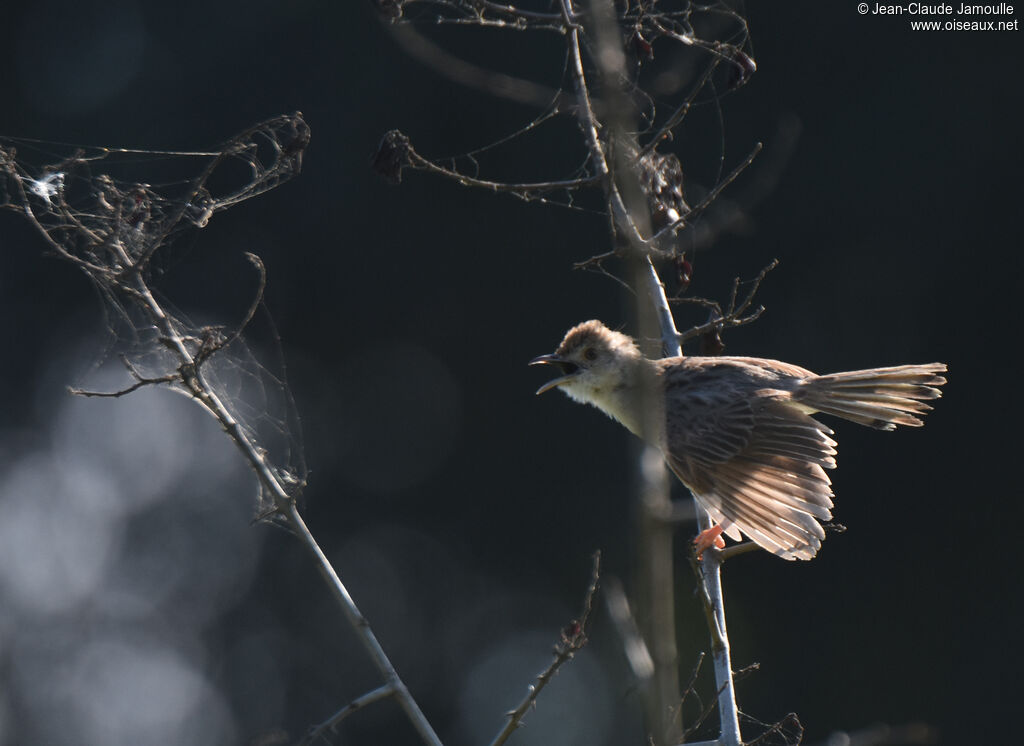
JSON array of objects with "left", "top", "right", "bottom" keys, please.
[{"left": 0, "top": 112, "right": 310, "bottom": 513}]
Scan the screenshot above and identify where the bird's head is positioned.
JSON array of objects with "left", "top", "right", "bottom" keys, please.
[{"left": 530, "top": 320, "right": 643, "bottom": 404}]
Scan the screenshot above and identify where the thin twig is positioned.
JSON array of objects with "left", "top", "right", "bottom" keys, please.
[
  {"left": 573, "top": 254, "right": 639, "bottom": 297},
  {"left": 405, "top": 139, "right": 598, "bottom": 194},
  {"left": 639, "top": 57, "right": 722, "bottom": 158},
  {"left": 68, "top": 373, "right": 177, "bottom": 398},
  {"left": 488, "top": 551, "right": 601, "bottom": 746},
  {"left": 682, "top": 679, "right": 725, "bottom": 742},
  {"left": 299, "top": 683, "right": 398, "bottom": 746},
  {"left": 475, "top": 0, "right": 567, "bottom": 23},
  {"left": 675, "top": 258, "right": 778, "bottom": 347},
  {"left": 666, "top": 652, "right": 704, "bottom": 740},
  {"left": 646, "top": 142, "right": 763, "bottom": 250}
]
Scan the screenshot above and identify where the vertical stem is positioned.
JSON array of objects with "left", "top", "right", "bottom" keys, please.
[
  {"left": 639, "top": 260, "right": 742, "bottom": 746},
  {"left": 564, "top": 0, "right": 683, "bottom": 737},
  {"left": 635, "top": 440, "right": 683, "bottom": 745},
  {"left": 696, "top": 549, "right": 742, "bottom": 746},
  {"left": 632, "top": 260, "right": 682, "bottom": 746}
]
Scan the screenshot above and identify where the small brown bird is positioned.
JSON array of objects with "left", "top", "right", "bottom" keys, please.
[{"left": 531, "top": 320, "right": 947, "bottom": 560}]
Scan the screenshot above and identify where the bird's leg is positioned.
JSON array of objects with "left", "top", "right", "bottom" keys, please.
[{"left": 693, "top": 524, "right": 726, "bottom": 559}]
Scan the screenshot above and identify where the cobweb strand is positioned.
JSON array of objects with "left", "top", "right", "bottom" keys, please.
[{"left": 0, "top": 113, "right": 311, "bottom": 513}]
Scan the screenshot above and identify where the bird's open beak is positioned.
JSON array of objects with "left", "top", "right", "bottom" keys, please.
[{"left": 529, "top": 354, "right": 578, "bottom": 395}]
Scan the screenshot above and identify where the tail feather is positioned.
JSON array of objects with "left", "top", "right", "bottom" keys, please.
[
  {"left": 812, "top": 363, "right": 947, "bottom": 386},
  {"left": 796, "top": 363, "right": 947, "bottom": 430}
]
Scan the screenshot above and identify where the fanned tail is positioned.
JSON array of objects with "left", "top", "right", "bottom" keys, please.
[{"left": 795, "top": 363, "right": 947, "bottom": 430}]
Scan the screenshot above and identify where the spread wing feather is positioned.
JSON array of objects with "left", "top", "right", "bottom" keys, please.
[{"left": 663, "top": 385, "right": 838, "bottom": 560}]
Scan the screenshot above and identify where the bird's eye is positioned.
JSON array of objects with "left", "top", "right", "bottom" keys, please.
[{"left": 583, "top": 347, "right": 597, "bottom": 362}]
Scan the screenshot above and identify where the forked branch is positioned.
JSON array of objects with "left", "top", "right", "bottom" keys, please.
[
  {"left": 674, "top": 258, "right": 779, "bottom": 348},
  {"left": 372, "top": 128, "right": 598, "bottom": 196}
]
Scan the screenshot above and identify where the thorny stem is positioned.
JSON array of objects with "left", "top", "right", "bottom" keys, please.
[
  {"left": 488, "top": 551, "right": 602, "bottom": 746},
  {"left": 694, "top": 550, "right": 742, "bottom": 744}
]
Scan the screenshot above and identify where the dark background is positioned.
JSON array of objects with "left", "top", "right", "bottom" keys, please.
[{"left": 0, "top": 1, "right": 1019, "bottom": 744}]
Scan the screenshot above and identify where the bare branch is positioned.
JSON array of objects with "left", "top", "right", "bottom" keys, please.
[
  {"left": 666, "top": 652, "right": 705, "bottom": 741},
  {"left": 646, "top": 143, "right": 763, "bottom": 251},
  {"left": 68, "top": 352, "right": 180, "bottom": 398}
]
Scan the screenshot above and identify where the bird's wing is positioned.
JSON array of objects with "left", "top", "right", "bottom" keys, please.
[{"left": 664, "top": 388, "right": 838, "bottom": 560}]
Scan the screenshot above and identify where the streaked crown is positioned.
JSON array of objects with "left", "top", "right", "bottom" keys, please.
[{"left": 555, "top": 320, "right": 641, "bottom": 360}]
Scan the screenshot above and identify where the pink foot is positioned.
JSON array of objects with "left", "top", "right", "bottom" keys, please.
[{"left": 694, "top": 525, "right": 726, "bottom": 560}]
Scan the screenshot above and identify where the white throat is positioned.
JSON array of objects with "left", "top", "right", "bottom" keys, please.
[{"left": 559, "top": 361, "right": 657, "bottom": 439}]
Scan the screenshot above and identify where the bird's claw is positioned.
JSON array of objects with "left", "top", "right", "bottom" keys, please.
[{"left": 694, "top": 525, "right": 726, "bottom": 560}]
